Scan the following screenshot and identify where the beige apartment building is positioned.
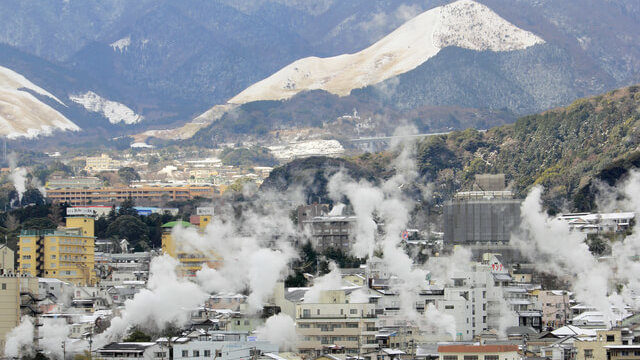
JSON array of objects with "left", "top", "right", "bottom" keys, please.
[
  {"left": 0, "top": 274, "right": 39, "bottom": 354},
  {"left": 84, "top": 154, "right": 121, "bottom": 172},
  {"left": 576, "top": 329, "right": 625, "bottom": 360},
  {"left": 294, "top": 290, "right": 378, "bottom": 357},
  {"left": 0, "top": 245, "right": 14, "bottom": 274}
]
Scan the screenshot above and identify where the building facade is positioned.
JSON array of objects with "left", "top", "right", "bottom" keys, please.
[
  {"left": 18, "top": 216, "right": 96, "bottom": 286},
  {"left": 437, "top": 345, "right": 520, "bottom": 360},
  {"left": 0, "top": 274, "right": 39, "bottom": 354},
  {"left": 294, "top": 290, "right": 378, "bottom": 357},
  {"left": 47, "top": 185, "right": 217, "bottom": 206}
]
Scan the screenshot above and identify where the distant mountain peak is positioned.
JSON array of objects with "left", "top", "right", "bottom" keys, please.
[
  {"left": 227, "top": 0, "right": 544, "bottom": 105},
  {"left": 0, "top": 66, "right": 79, "bottom": 139}
]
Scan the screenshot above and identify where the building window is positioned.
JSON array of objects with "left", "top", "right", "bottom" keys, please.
[
  {"left": 1, "top": 283, "right": 5, "bottom": 290},
  {"left": 181, "top": 350, "right": 188, "bottom": 357},
  {"left": 607, "top": 335, "right": 615, "bottom": 342},
  {"left": 193, "top": 350, "right": 199, "bottom": 357},
  {"left": 346, "top": 323, "right": 358, "bottom": 328},
  {"left": 584, "top": 350, "right": 593, "bottom": 358},
  {"left": 463, "top": 356, "right": 478, "bottom": 360},
  {"left": 204, "top": 350, "right": 211, "bottom": 357},
  {"left": 216, "top": 351, "right": 222, "bottom": 357},
  {"left": 485, "top": 356, "right": 499, "bottom": 360},
  {"left": 350, "top": 309, "right": 358, "bottom": 314},
  {"left": 443, "top": 356, "right": 458, "bottom": 360},
  {"left": 620, "top": 351, "right": 628, "bottom": 356},
  {"left": 445, "top": 305, "right": 454, "bottom": 310},
  {"left": 51, "top": 255, "right": 56, "bottom": 259}
]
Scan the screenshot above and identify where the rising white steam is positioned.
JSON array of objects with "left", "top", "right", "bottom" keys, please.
[
  {"left": 184, "top": 190, "right": 303, "bottom": 312},
  {"left": 255, "top": 313, "right": 297, "bottom": 351},
  {"left": 8, "top": 153, "right": 27, "bottom": 203},
  {"left": 328, "top": 125, "right": 454, "bottom": 337},
  {"left": 4, "top": 316, "right": 35, "bottom": 357},
  {"left": 513, "top": 183, "right": 640, "bottom": 324},
  {"left": 98, "top": 255, "right": 209, "bottom": 344},
  {"left": 304, "top": 262, "right": 344, "bottom": 303}
]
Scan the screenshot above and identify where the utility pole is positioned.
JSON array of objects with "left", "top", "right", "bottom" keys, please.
[{"left": 62, "top": 340, "right": 66, "bottom": 360}]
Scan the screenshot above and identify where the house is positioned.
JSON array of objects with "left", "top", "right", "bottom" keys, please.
[{"left": 96, "top": 342, "right": 169, "bottom": 360}]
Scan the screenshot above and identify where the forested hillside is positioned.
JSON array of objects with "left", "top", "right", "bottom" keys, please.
[{"left": 263, "top": 85, "right": 640, "bottom": 212}]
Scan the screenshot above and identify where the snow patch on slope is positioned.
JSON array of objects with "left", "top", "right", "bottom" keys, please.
[
  {"left": 228, "top": 0, "right": 544, "bottom": 104},
  {"left": 110, "top": 36, "right": 131, "bottom": 53},
  {"left": 268, "top": 140, "right": 344, "bottom": 160},
  {"left": 69, "top": 91, "right": 143, "bottom": 125},
  {"left": 0, "top": 66, "right": 79, "bottom": 139}
]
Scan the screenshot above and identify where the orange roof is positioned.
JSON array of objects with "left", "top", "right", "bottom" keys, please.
[{"left": 438, "top": 345, "right": 519, "bottom": 353}]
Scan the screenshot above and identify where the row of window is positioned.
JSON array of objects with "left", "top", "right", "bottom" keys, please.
[
  {"left": 180, "top": 349, "right": 219, "bottom": 358},
  {"left": 443, "top": 355, "right": 499, "bottom": 360}
]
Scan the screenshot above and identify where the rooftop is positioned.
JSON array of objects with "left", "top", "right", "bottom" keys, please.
[{"left": 438, "top": 345, "right": 519, "bottom": 353}]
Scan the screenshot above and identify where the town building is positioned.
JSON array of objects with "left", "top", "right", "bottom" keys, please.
[
  {"left": 18, "top": 216, "right": 96, "bottom": 285},
  {"left": 46, "top": 185, "right": 218, "bottom": 206},
  {"left": 0, "top": 244, "right": 14, "bottom": 274},
  {"left": 96, "top": 342, "right": 169, "bottom": 360},
  {"left": 171, "top": 331, "right": 278, "bottom": 360},
  {"left": 575, "top": 329, "right": 636, "bottom": 360},
  {"left": 557, "top": 213, "right": 635, "bottom": 233},
  {"left": 443, "top": 174, "right": 523, "bottom": 261},
  {"left": 46, "top": 176, "right": 103, "bottom": 190},
  {"left": 437, "top": 344, "right": 520, "bottom": 360},
  {"left": 0, "top": 274, "right": 39, "bottom": 354},
  {"left": 273, "top": 284, "right": 378, "bottom": 357},
  {"left": 301, "top": 204, "right": 358, "bottom": 252},
  {"left": 84, "top": 154, "right": 121, "bottom": 172},
  {"left": 534, "top": 290, "right": 572, "bottom": 329}
]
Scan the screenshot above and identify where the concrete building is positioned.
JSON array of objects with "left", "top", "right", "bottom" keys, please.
[
  {"left": 18, "top": 216, "right": 96, "bottom": 285},
  {"left": 84, "top": 154, "right": 121, "bottom": 172},
  {"left": 443, "top": 175, "right": 522, "bottom": 261},
  {"left": 46, "top": 177, "right": 102, "bottom": 190},
  {"left": 557, "top": 213, "right": 635, "bottom": 234},
  {"left": 47, "top": 185, "right": 217, "bottom": 206},
  {"left": 295, "top": 290, "right": 378, "bottom": 357},
  {"left": 575, "top": 329, "right": 635, "bottom": 360},
  {"left": 535, "top": 290, "right": 571, "bottom": 329},
  {"left": 437, "top": 344, "right": 520, "bottom": 360},
  {"left": 172, "top": 331, "right": 278, "bottom": 360},
  {"left": 0, "top": 274, "right": 39, "bottom": 354},
  {"left": 273, "top": 283, "right": 378, "bottom": 357},
  {"left": 0, "top": 244, "right": 14, "bottom": 274},
  {"left": 301, "top": 204, "right": 358, "bottom": 252}
]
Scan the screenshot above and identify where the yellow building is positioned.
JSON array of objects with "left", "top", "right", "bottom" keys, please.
[
  {"left": 161, "top": 216, "right": 219, "bottom": 277},
  {"left": 0, "top": 274, "right": 39, "bottom": 354},
  {"left": 18, "top": 216, "right": 96, "bottom": 286}
]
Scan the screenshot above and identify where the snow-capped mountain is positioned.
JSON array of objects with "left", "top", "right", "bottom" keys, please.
[
  {"left": 69, "top": 91, "right": 143, "bottom": 125},
  {"left": 0, "top": 66, "right": 79, "bottom": 139},
  {"left": 229, "top": 0, "right": 543, "bottom": 104}
]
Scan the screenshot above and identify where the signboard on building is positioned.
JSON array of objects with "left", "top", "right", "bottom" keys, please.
[
  {"left": 197, "top": 207, "right": 215, "bottom": 216},
  {"left": 67, "top": 207, "right": 98, "bottom": 216}
]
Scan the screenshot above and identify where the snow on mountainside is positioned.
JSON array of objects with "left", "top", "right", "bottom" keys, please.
[
  {"left": 69, "top": 91, "right": 143, "bottom": 125},
  {"left": 228, "top": 0, "right": 544, "bottom": 104},
  {"left": 0, "top": 66, "right": 79, "bottom": 139}
]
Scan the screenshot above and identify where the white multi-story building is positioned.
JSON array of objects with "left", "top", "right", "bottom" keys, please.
[{"left": 172, "top": 331, "right": 278, "bottom": 360}]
